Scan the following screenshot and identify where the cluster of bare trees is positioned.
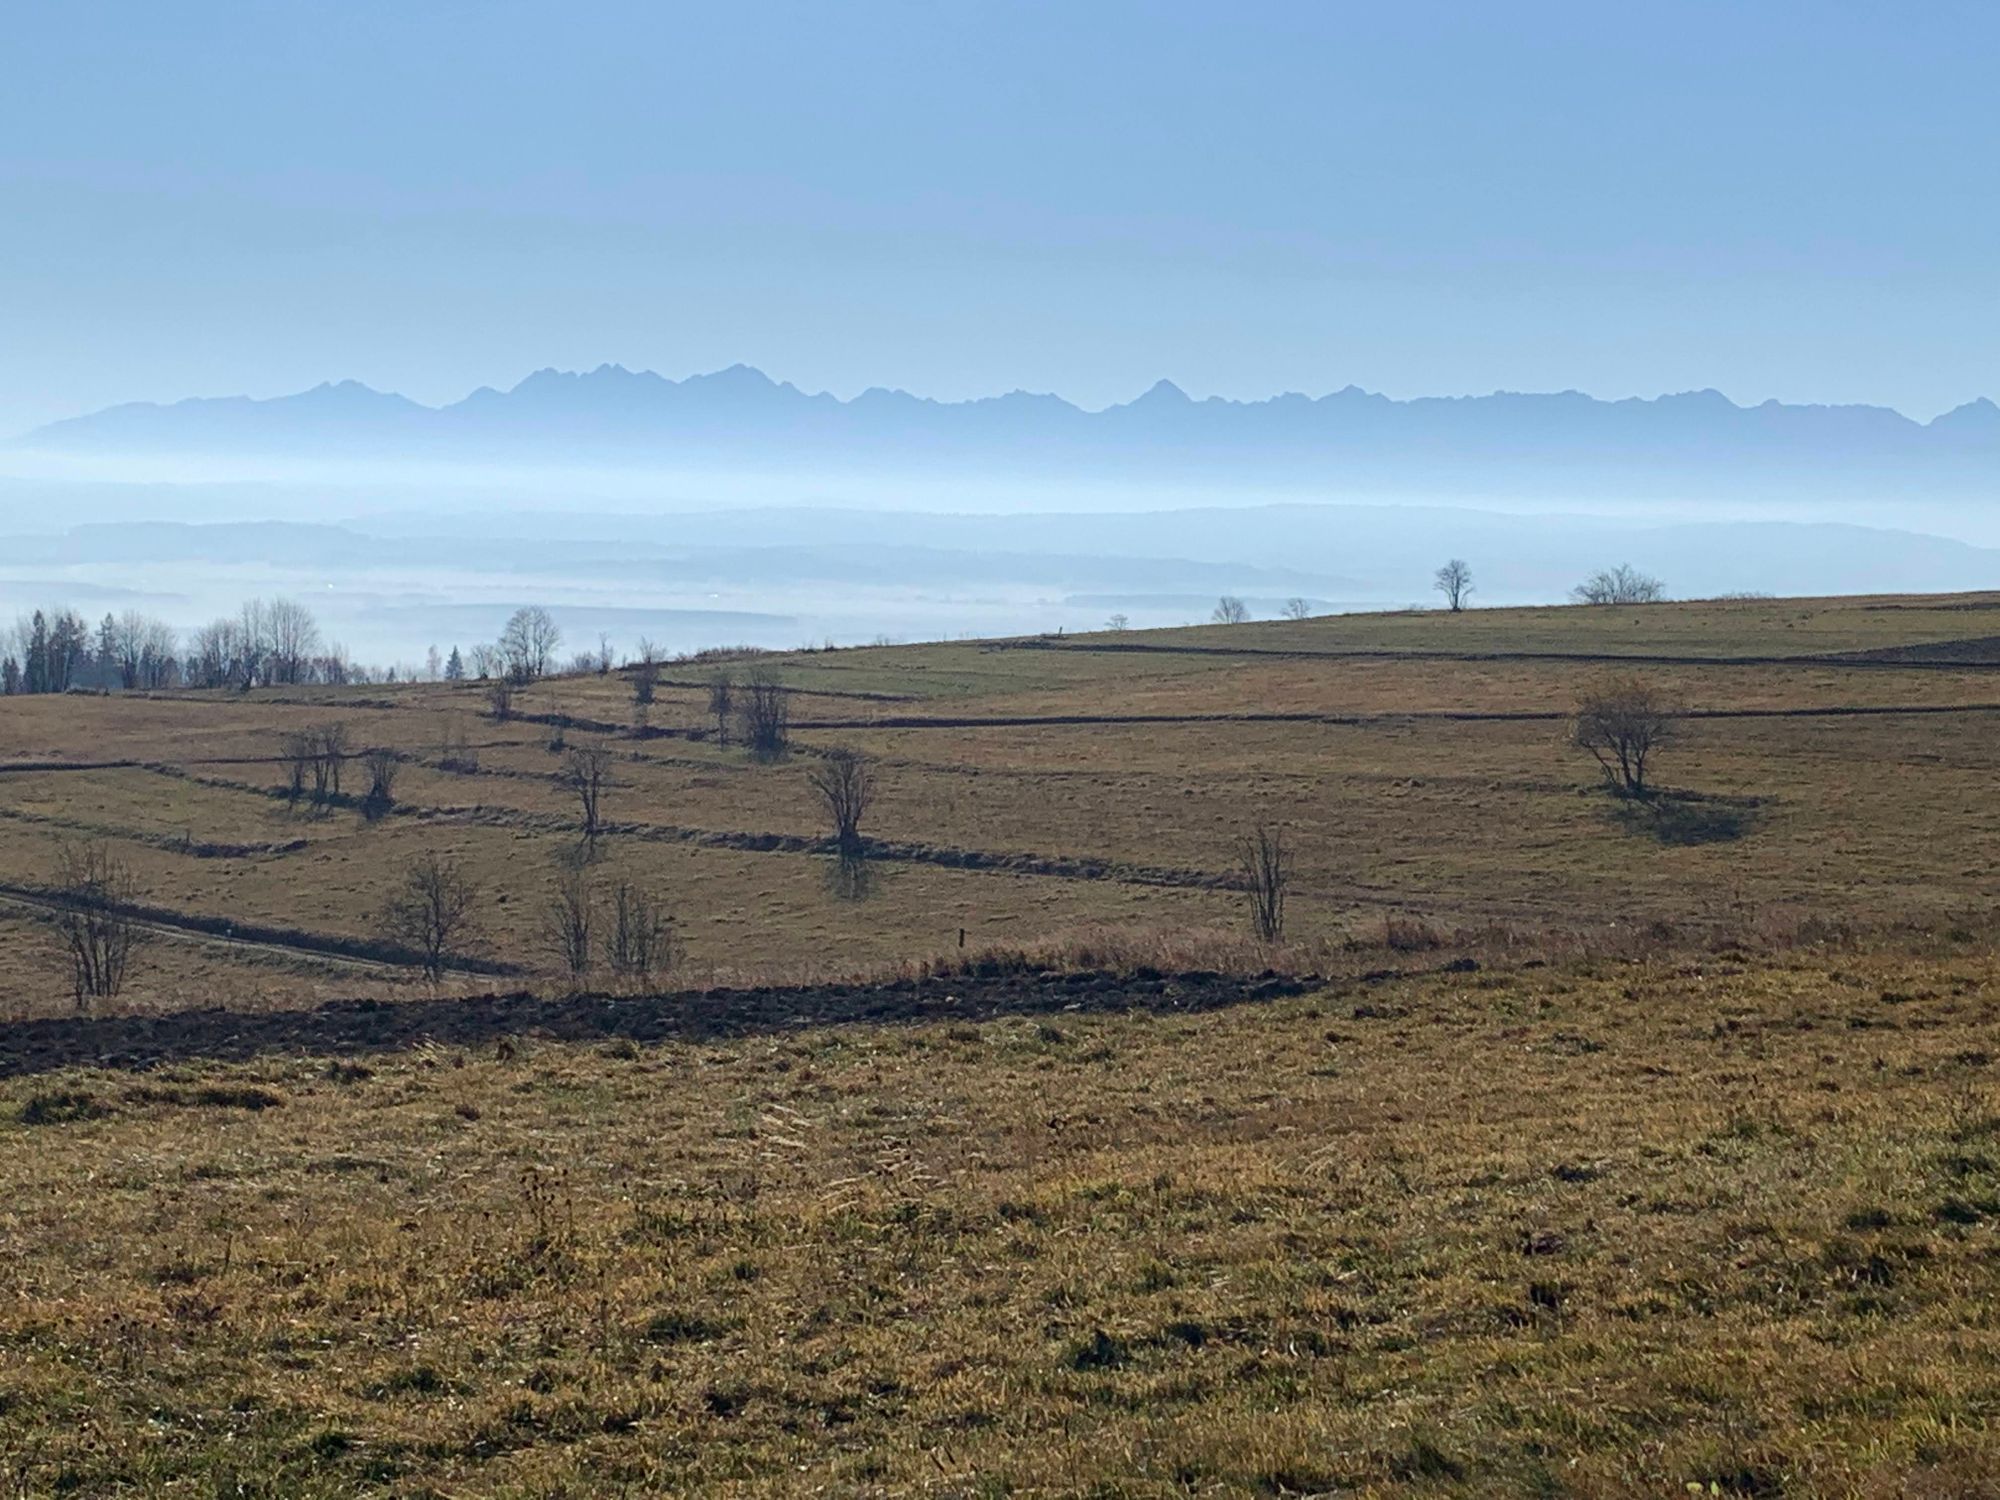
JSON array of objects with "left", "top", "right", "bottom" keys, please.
[
  {"left": 186, "top": 598, "right": 335, "bottom": 688},
  {"left": 541, "top": 867, "right": 676, "bottom": 984},
  {"left": 277, "top": 723, "right": 352, "bottom": 811},
  {"left": 1572, "top": 564, "right": 1665, "bottom": 605}
]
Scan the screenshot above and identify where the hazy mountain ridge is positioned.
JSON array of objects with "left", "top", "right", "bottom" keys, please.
[{"left": 20, "top": 367, "right": 2000, "bottom": 501}]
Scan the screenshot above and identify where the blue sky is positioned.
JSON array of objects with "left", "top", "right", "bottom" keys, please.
[{"left": 2, "top": 1, "right": 1995, "bottom": 435}]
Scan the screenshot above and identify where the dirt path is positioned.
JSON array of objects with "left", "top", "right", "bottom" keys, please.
[{"left": 0, "top": 883, "right": 521, "bottom": 980}]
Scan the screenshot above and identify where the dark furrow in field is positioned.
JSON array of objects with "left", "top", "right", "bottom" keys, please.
[
  {"left": 0, "top": 968, "right": 1321, "bottom": 1077},
  {"left": 42, "top": 760, "right": 1248, "bottom": 892}
]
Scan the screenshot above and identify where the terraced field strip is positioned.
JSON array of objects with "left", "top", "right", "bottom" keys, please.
[
  {"left": 999, "top": 638, "right": 2000, "bottom": 669},
  {"left": 794, "top": 701, "right": 2000, "bottom": 731}
]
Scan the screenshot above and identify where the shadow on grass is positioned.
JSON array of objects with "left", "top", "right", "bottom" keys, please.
[
  {"left": 0, "top": 968, "right": 1316, "bottom": 1080},
  {"left": 1611, "top": 789, "right": 1758, "bottom": 847}
]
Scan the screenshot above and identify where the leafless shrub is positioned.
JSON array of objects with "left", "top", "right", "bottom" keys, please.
[
  {"left": 1572, "top": 675, "right": 1679, "bottom": 797},
  {"left": 542, "top": 866, "right": 593, "bottom": 979},
  {"left": 559, "top": 742, "right": 613, "bottom": 850},
  {"left": 708, "top": 670, "right": 735, "bottom": 747},
  {"left": 1281, "top": 597, "right": 1312, "bottom": 620},
  {"left": 1239, "top": 826, "right": 1290, "bottom": 942},
  {"left": 1383, "top": 913, "right": 1445, "bottom": 951},
  {"left": 738, "top": 670, "right": 789, "bottom": 759},
  {"left": 1212, "top": 595, "right": 1249, "bottom": 625},
  {"left": 631, "top": 658, "right": 659, "bottom": 709},
  {"left": 486, "top": 679, "right": 514, "bottom": 721},
  {"left": 278, "top": 730, "right": 314, "bottom": 806},
  {"left": 438, "top": 713, "right": 479, "bottom": 773},
  {"left": 1572, "top": 564, "right": 1664, "bottom": 605},
  {"left": 606, "top": 882, "right": 674, "bottom": 983},
  {"left": 379, "top": 851, "right": 479, "bottom": 982},
  {"left": 316, "top": 722, "right": 350, "bottom": 799},
  {"left": 48, "top": 840, "right": 140, "bottom": 1008},
  {"left": 1434, "top": 558, "right": 1473, "bottom": 611},
  {"left": 360, "top": 747, "right": 399, "bottom": 820}
]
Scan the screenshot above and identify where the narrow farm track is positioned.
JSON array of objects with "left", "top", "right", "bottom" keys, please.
[
  {"left": 0, "top": 967, "right": 1315, "bottom": 1077},
  {"left": 0, "top": 883, "right": 522, "bottom": 980}
]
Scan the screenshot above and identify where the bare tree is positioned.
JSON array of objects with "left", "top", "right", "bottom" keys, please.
[
  {"left": 379, "top": 851, "right": 479, "bottom": 982},
  {"left": 438, "top": 712, "right": 479, "bottom": 773},
  {"left": 317, "top": 722, "right": 351, "bottom": 799},
  {"left": 708, "top": 670, "right": 735, "bottom": 747},
  {"left": 807, "top": 748, "right": 875, "bottom": 858},
  {"left": 1105, "top": 613, "right": 1130, "bottom": 631},
  {"left": 738, "top": 670, "right": 789, "bottom": 759},
  {"left": 486, "top": 679, "right": 515, "bottom": 721},
  {"left": 606, "top": 881, "right": 674, "bottom": 983},
  {"left": 559, "top": 742, "right": 613, "bottom": 850},
  {"left": 1572, "top": 564, "right": 1665, "bottom": 606},
  {"left": 469, "top": 643, "right": 501, "bottom": 681},
  {"left": 1572, "top": 676, "right": 1679, "bottom": 796},
  {"left": 631, "top": 656, "right": 659, "bottom": 709},
  {"left": 278, "top": 730, "right": 315, "bottom": 806},
  {"left": 1434, "top": 559, "right": 1474, "bottom": 612},
  {"left": 541, "top": 865, "right": 593, "bottom": 979},
  {"left": 263, "top": 598, "right": 322, "bottom": 685},
  {"left": 1281, "top": 598, "right": 1312, "bottom": 620},
  {"left": 1239, "top": 826, "right": 1291, "bottom": 943},
  {"left": 47, "top": 840, "right": 140, "bottom": 1008},
  {"left": 1212, "top": 596, "right": 1249, "bottom": 625},
  {"left": 360, "top": 747, "right": 399, "bottom": 820},
  {"left": 500, "top": 606, "right": 561, "bottom": 684}
]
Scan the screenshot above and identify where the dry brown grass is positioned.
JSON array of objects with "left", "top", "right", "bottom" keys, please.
[
  {"left": 4, "top": 592, "right": 2000, "bottom": 1492},
  {"left": 2, "top": 947, "right": 1998, "bottom": 1495},
  {"left": 1, "top": 593, "right": 1998, "bottom": 1014}
]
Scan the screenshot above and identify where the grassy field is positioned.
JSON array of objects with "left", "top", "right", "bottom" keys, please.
[
  {"left": 4, "top": 945, "right": 1999, "bottom": 1495},
  {"left": 2, "top": 591, "right": 1999, "bottom": 1013},
  {"left": 3, "top": 592, "right": 2000, "bottom": 1493}
]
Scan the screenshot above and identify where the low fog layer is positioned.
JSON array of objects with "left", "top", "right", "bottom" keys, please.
[{"left": 2, "top": 485, "right": 1996, "bottom": 671}]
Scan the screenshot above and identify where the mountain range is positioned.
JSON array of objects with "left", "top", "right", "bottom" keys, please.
[{"left": 17, "top": 365, "right": 2000, "bottom": 502}]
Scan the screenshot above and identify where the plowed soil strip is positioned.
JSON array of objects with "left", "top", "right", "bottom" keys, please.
[{"left": 0, "top": 970, "right": 1314, "bottom": 1077}]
